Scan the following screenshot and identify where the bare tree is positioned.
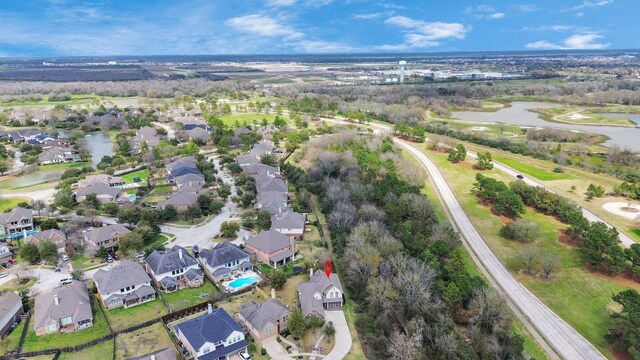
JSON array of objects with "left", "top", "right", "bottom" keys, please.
[
  {"left": 388, "top": 330, "right": 423, "bottom": 360},
  {"left": 542, "top": 254, "right": 559, "bottom": 279}
]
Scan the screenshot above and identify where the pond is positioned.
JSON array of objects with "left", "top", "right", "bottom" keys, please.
[
  {"left": 451, "top": 102, "right": 640, "bottom": 151},
  {"left": 85, "top": 132, "right": 115, "bottom": 167}
]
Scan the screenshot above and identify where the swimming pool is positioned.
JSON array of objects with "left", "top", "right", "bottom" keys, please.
[{"left": 227, "top": 276, "right": 259, "bottom": 289}]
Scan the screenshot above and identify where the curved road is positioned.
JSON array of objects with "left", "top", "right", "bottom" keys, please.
[{"left": 324, "top": 116, "right": 605, "bottom": 359}]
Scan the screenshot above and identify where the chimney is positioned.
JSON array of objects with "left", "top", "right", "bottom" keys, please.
[
  {"left": 207, "top": 303, "right": 212, "bottom": 314},
  {"left": 271, "top": 288, "right": 276, "bottom": 299},
  {"left": 179, "top": 249, "right": 183, "bottom": 259},
  {"left": 54, "top": 294, "right": 59, "bottom": 306},
  {"left": 310, "top": 268, "right": 314, "bottom": 277},
  {"left": 278, "top": 207, "right": 282, "bottom": 214},
  {"left": 151, "top": 356, "right": 156, "bottom": 360}
]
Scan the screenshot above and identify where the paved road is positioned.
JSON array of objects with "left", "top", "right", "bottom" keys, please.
[
  {"left": 323, "top": 311, "right": 352, "bottom": 360},
  {"left": 397, "top": 139, "right": 605, "bottom": 360},
  {"left": 466, "top": 152, "right": 637, "bottom": 248},
  {"left": 0, "top": 187, "right": 56, "bottom": 202}
]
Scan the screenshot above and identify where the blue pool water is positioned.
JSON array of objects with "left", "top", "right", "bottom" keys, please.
[
  {"left": 128, "top": 195, "right": 138, "bottom": 201},
  {"left": 228, "top": 276, "right": 259, "bottom": 289}
]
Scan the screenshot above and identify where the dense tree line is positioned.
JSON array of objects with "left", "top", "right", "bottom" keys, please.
[{"left": 286, "top": 134, "right": 526, "bottom": 359}]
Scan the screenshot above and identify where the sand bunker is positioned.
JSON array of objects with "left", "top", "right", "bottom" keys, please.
[
  {"left": 603, "top": 202, "right": 640, "bottom": 220},
  {"left": 470, "top": 126, "right": 488, "bottom": 131},
  {"left": 569, "top": 113, "right": 590, "bottom": 120}
]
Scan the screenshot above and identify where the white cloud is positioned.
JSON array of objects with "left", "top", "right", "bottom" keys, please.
[
  {"left": 487, "top": 12, "right": 505, "bottom": 19},
  {"left": 526, "top": 33, "right": 609, "bottom": 49},
  {"left": 465, "top": 5, "right": 506, "bottom": 19},
  {"left": 226, "top": 14, "right": 303, "bottom": 39},
  {"left": 353, "top": 12, "right": 385, "bottom": 20},
  {"left": 266, "top": 0, "right": 296, "bottom": 6},
  {"left": 298, "top": 40, "right": 355, "bottom": 53},
  {"left": 512, "top": 4, "right": 537, "bottom": 12},
  {"left": 571, "top": 0, "right": 614, "bottom": 10},
  {"left": 523, "top": 25, "right": 581, "bottom": 32},
  {"left": 380, "top": 16, "right": 468, "bottom": 50}
]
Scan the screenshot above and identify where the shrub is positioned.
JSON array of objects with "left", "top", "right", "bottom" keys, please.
[
  {"left": 500, "top": 219, "right": 540, "bottom": 243},
  {"left": 553, "top": 166, "right": 564, "bottom": 173}
]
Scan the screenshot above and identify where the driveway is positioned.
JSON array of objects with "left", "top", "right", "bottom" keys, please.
[
  {"left": 324, "top": 311, "right": 351, "bottom": 360},
  {"left": 153, "top": 122, "right": 176, "bottom": 140},
  {"left": 262, "top": 338, "right": 291, "bottom": 360}
]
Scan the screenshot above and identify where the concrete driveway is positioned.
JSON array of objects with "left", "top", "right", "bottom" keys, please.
[
  {"left": 262, "top": 338, "right": 291, "bottom": 360},
  {"left": 323, "top": 311, "right": 351, "bottom": 360}
]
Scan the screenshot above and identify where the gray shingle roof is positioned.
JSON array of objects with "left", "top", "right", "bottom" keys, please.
[
  {"left": 236, "top": 154, "right": 260, "bottom": 167},
  {"left": 254, "top": 175, "right": 287, "bottom": 193},
  {"left": 239, "top": 299, "right": 289, "bottom": 331},
  {"left": 254, "top": 191, "right": 289, "bottom": 215},
  {"left": 34, "top": 281, "right": 92, "bottom": 329},
  {"left": 146, "top": 246, "right": 198, "bottom": 275},
  {"left": 200, "top": 242, "right": 250, "bottom": 269},
  {"left": 158, "top": 192, "right": 198, "bottom": 208},
  {"left": 0, "top": 292, "right": 22, "bottom": 323},
  {"left": 0, "top": 207, "right": 32, "bottom": 226},
  {"left": 245, "top": 230, "right": 290, "bottom": 254},
  {"left": 93, "top": 260, "right": 151, "bottom": 295},
  {"left": 166, "top": 157, "right": 196, "bottom": 173},
  {"left": 297, "top": 272, "right": 343, "bottom": 318},
  {"left": 242, "top": 163, "right": 279, "bottom": 177},
  {"left": 271, "top": 211, "right": 305, "bottom": 230},
  {"left": 174, "top": 308, "right": 244, "bottom": 350},
  {"left": 185, "top": 127, "right": 210, "bottom": 141},
  {"left": 84, "top": 224, "right": 130, "bottom": 244},
  {"left": 185, "top": 268, "right": 204, "bottom": 281},
  {"left": 76, "top": 183, "right": 122, "bottom": 198}
]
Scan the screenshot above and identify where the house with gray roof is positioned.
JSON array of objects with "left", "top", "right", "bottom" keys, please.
[
  {"left": 0, "top": 207, "right": 33, "bottom": 240},
  {"left": 254, "top": 174, "right": 287, "bottom": 194},
  {"left": 166, "top": 157, "right": 197, "bottom": 173},
  {"left": 157, "top": 191, "right": 199, "bottom": 212},
  {"left": 0, "top": 291, "right": 23, "bottom": 338},
  {"left": 254, "top": 191, "right": 289, "bottom": 215},
  {"left": 244, "top": 230, "right": 296, "bottom": 269},
  {"left": 77, "top": 174, "right": 124, "bottom": 188},
  {"left": 34, "top": 281, "right": 92, "bottom": 336},
  {"left": 174, "top": 172, "right": 205, "bottom": 190},
  {"left": 129, "top": 348, "right": 177, "bottom": 360},
  {"left": 145, "top": 246, "right": 204, "bottom": 292},
  {"left": 236, "top": 154, "right": 260, "bottom": 168},
  {"left": 242, "top": 163, "right": 280, "bottom": 178},
  {"left": 236, "top": 299, "right": 289, "bottom": 345},
  {"left": 134, "top": 126, "right": 162, "bottom": 151},
  {"left": 93, "top": 260, "right": 156, "bottom": 310},
  {"left": 198, "top": 242, "right": 251, "bottom": 281},
  {"left": 38, "top": 146, "right": 79, "bottom": 165},
  {"left": 75, "top": 183, "right": 124, "bottom": 204},
  {"left": 174, "top": 306, "right": 247, "bottom": 360},
  {"left": 297, "top": 270, "right": 344, "bottom": 319},
  {"left": 270, "top": 211, "right": 306, "bottom": 239},
  {"left": 26, "top": 229, "right": 67, "bottom": 252},
  {"left": 251, "top": 140, "right": 275, "bottom": 156},
  {"left": 83, "top": 224, "right": 130, "bottom": 254},
  {"left": 185, "top": 127, "right": 210, "bottom": 143}
]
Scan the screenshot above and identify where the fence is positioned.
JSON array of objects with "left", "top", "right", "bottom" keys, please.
[{"left": 14, "top": 310, "right": 31, "bottom": 354}]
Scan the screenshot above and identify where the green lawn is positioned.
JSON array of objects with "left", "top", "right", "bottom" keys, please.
[
  {"left": 57, "top": 339, "right": 113, "bottom": 360},
  {"left": 104, "top": 298, "right": 168, "bottom": 332},
  {"left": 114, "top": 322, "right": 174, "bottom": 359},
  {"left": 39, "top": 162, "right": 86, "bottom": 171},
  {"left": 71, "top": 254, "right": 103, "bottom": 270},
  {"left": 0, "top": 197, "right": 29, "bottom": 212},
  {"left": 257, "top": 258, "right": 304, "bottom": 276},
  {"left": 121, "top": 169, "right": 150, "bottom": 184},
  {"left": 22, "top": 301, "right": 111, "bottom": 352},
  {"left": 419, "top": 145, "right": 634, "bottom": 358},
  {"left": 218, "top": 113, "right": 288, "bottom": 127},
  {"left": 0, "top": 320, "right": 24, "bottom": 355},
  {"left": 161, "top": 281, "right": 220, "bottom": 311},
  {"left": 493, "top": 156, "right": 573, "bottom": 181},
  {"left": 150, "top": 185, "right": 174, "bottom": 194}
]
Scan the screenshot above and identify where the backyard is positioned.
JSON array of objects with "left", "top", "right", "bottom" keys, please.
[
  {"left": 114, "top": 322, "right": 175, "bottom": 359},
  {"left": 104, "top": 298, "right": 168, "bottom": 332},
  {"left": 161, "top": 281, "right": 220, "bottom": 311}
]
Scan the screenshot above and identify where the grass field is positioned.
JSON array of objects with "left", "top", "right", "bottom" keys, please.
[
  {"left": 0, "top": 321, "right": 24, "bottom": 355},
  {"left": 114, "top": 322, "right": 174, "bottom": 359},
  {"left": 161, "top": 281, "right": 220, "bottom": 311},
  {"left": 218, "top": 113, "right": 288, "bottom": 127},
  {"left": 150, "top": 185, "right": 173, "bottom": 194},
  {"left": 121, "top": 169, "right": 150, "bottom": 183},
  {"left": 57, "top": 340, "right": 113, "bottom": 360},
  {"left": 104, "top": 298, "right": 168, "bottom": 332},
  {"left": 417, "top": 144, "right": 635, "bottom": 358},
  {"left": 22, "top": 301, "right": 111, "bottom": 352},
  {"left": 492, "top": 156, "right": 573, "bottom": 181},
  {"left": 0, "top": 197, "right": 30, "bottom": 212},
  {"left": 531, "top": 108, "right": 636, "bottom": 127}
]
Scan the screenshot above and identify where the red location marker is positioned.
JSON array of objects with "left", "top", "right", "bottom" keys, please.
[{"left": 323, "top": 260, "right": 333, "bottom": 278}]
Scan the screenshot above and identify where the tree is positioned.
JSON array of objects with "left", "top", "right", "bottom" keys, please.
[
  {"left": 84, "top": 193, "right": 101, "bottom": 210},
  {"left": 625, "top": 244, "right": 640, "bottom": 280},
  {"left": 54, "top": 188, "right": 75, "bottom": 209},
  {"left": 102, "top": 202, "right": 120, "bottom": 216},
  {"left": 256, "top": 210, "right": 272, "bottom": 230},
  {"left": 582, "top": 222, "right": 626, "bottom": 274},
  {"left": 39, "top": 241, "right": 59, "bottom": 265},
  {"left": 500, "top": 219, "right": 540, "bottom": 243},
  {"left": 184, "top": 205, "right": 203, "bottom": 222},
  {"left": 447, "top": 144, "right": 466, "bottom": 163},
  {"left": 585, "top": 183, "right": 605, "bottom": 200},
  {"left": 217, "top": 184, "right": 231, "bottom": 199},
  {"left": 96, "top": 246, "right": 109, "bottom": 259},
  {"left": 71, "top": 269, "right": 85, "bottom": 281},
  {"left": 260, "top": 154, "right": 278, "bottom": 167},
  {"left": 270, "top": 269, "right": 287, "bottom": 290},
  {"left": 388, "top": 330, "right": 423, "bottom": 360},
  {"left": 493, "top": 191, "right": 525, "bottom": 218},
  {"left": 220, "top": 221, "right": 240, "bottom": 238},
  {"left": 287, "top": 309, "right": 307, "bottom": 338},
  {"left": 119, "top": 231, "right": 145, "bottom": 256},
  {"left": 21, "top": 243, "right": 40, "bottom": 263},
  {"left": 606, "top": 289, "right": 640, "bottom": 358},
  {"left": 474, "top": 152, "right": 494, "bottom": 170},
  {"left": 0, "top": 158, "right": 7, "bottom": 175},
  {"left": 323, "top": 321, "right": 336, "bottom": 342},
  {"left": 542, "top": 254, "right": 559, "bottom": 279},
  {"left": 160, "top": 205, "right": 178, "bottom": 221},
  {"left": 39, "top": 218, "right": 60, "bottom": 230},
  {"left": 32, "top": 200, "right": 45, "bottom": 216}
]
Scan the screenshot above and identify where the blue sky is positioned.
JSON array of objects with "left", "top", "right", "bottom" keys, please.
[{"left": 0, "top": 0, "right": 636, "bottom": 56}]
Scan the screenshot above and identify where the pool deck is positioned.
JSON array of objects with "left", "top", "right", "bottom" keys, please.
[{"left": 221, "top": 270, "right": 261, "bottom": 293}]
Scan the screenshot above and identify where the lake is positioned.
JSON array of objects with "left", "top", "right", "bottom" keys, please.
[
  {"left": 451, "top": 102, "right": 640, "bottom": 151},
  {"left": 85, "top": 132, "right": 115, "bottom": 167}
]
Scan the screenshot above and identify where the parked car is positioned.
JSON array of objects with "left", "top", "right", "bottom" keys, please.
[
  {"left": 516, "top": 174, "right": 524, "bottom": 179},
  {"left": 238, "top": 350, "right": 251, "bottom": 360},
  {"left": 62, "top": 254, "right": 69, "bottom": 262},
  {"left": 60, "top": 278, "right": 73, "bottom": 285},
  {"left": 105, "top": 256, "right": 114, "bottom": 263}
]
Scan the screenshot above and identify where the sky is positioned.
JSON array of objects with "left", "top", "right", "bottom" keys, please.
[{"left": 0, "top": 0, "right": 637, "bottom": 56}]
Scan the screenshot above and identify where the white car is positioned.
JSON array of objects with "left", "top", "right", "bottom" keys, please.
[
  {"left": 238, "top": 350, "right": 251, "bottom": 360},
  {"left": 62, "top": 254, "right": 69, "bottom": 262},
  {"left": 60, "top": 277, "right": 73, "bottom": 285}
]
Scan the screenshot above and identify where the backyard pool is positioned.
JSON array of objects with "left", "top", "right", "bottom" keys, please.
[{"left": 228, "top": 276, "right": 259, "bottom": 289}]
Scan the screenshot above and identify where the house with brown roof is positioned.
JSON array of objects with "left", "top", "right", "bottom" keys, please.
[
  {"left": 26, "top": 229, "right": 67, "bottom": 253},
  {"left": 93, "top": 261, "right": 156, "bottom": 309},
  {"left": 236, "top": 299, "right": 289, "bottom": 345},
  {"left": 83, "top": 224, "right": 130, "bottom": 254},
  {"left": 34, "top": 281, "right": 93, "bottom": 335},
  {"left": 244, "top": 230, "right": 296, "bottom": 269}
]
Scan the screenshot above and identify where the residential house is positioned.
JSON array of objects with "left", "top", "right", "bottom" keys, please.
[
  {"left": 38, "top": 146, "right": 79, "bottom": 165},
  {"left": 0, "top": 207, "right": 33, "bottom": 239},
  {"left": 254, "top": 174, "right": 287, "bottom": 194},
  {"left": 157, "top": 192, "right": 199, "bottom": 212},
  {"left": 145, "top": 246, "right": 204, "bottom": 292},
  {"left": 175, "top": 116, "right": 206, "bottom": 130},
  {"left": 251, "top": 140, "right": 275, "bottom": 156},
  {"left": 83, "top": 224, "right": 130, "bottom": 254},
  {"left": 134, "top": 126, "right": 162, "bottom": 151},
  {"left": 77, "top": 174, "right": 124, "bottom": 188},
  {"left": 174, "top": 173, "right": 206, "bottom": 190},
  {"left": 0, "top": 245, "right": 12, "bottom": 264},
  {"left": 297, "top": 271, "right": 344, "bottom": 319},
  {"left": 129, "top": 348, "right": 177, "bottom": 360},
  {"left": 2, "top": 129, "right": 43, "bottom": 143},
  {"left": 26, "top": 229, "right": 67, "bottom": 253},
  {"left": 236, "top": 299, "right": 289, "bottom": 345},
  {"left": 270, "top": 211, "right": 306, "bottom": 239},
  {"left": 236, "top": 154, "right": 260, "bottom": 168},
  {"left": 173, "top": 306, "right": 247, "bottom": 360},
  {"left": 244, "top": 230, "right": 296, "bottom": 269},
  {"left": 184, "top": 127, "right": 210, "bottom": 143},
  {"left": 93, "top": 260, "right": 156, "bottom": 309},
  {"left": 256, "top": 125, "right": 278, "bottom": 137},
  {"left": 242, "top": 163, "right": 280, "bottom": 178},
  {"left": 254, "top": 191, "right": 289, "bottom": 215},
  {"left": 33, "top": 281, "right": 93, "bottom": 335},
  {"left": 75, "top": 183, "right": 124, "bottom": 203},
  {"left": 198, "top": 242, "right": 252, "bottom": 280},
  {"left": 233, "top": 127, "right": 252, "bottom": 137},
  {"left": 0, "top": 292, "right": 23, "bottom": 338}
]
